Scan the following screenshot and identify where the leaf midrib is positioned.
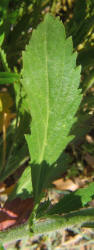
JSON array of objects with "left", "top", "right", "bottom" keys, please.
[{"left": 39, "top": 29, "right": 49, "bottom": 163}]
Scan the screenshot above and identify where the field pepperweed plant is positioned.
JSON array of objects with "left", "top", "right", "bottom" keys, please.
[{"left": 0, "top": 0, "right": 94, "bottom": 248}]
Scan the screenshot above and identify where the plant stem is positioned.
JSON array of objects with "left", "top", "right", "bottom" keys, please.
[
  {"left": 0, "top": 223, "right": 29, "bottom": 244},
  {"left": 0, "top": 208, "right": 94, "bottom": 244},
  {"left": 0, "top": 48, "right": 10, "bottom": 72}
]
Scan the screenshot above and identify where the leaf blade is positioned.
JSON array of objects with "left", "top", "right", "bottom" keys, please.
[
  {"left": 22, "top": 14, "right": 82, "bottom": 201},
  {"left": 8, "top": 166, "right": 32, "bottom": 200},
  {"left": 0, "top": 72, "right": 20, "bottom": 84},
  {"left": 23, "top": 14, "right": 81, "bottom": 165}
]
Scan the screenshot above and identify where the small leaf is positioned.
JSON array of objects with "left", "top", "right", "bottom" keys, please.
[
  {"left": 48, "top": 181, "right": 94, "bottom": 215},
  {"left": 0, "top": 143, "right": 29, "bottom": 182},
  {"left": 0, "top": 33, "right": 4, "bottom": 47},
  {"left": 0, "top": 49, "right": 10, "bottom": 72},
  {"left": 0, "top": 19, "right": 5, "bottom": 47},
  {"left": 0, "top": 111, "right": 30, "bottom": 181},
  {"left": 9, "top": 166, "right": 33, "bottom": 200},
  {"left": 0, "top": 72, "right": 20, "bottom": 84}
]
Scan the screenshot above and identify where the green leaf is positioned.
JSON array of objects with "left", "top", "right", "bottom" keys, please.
[
  {"left": 0, "top": 33, "right": 4, "bottom": 47},
  {"left": 48, "top": 181, "right": 94, "bottom": 215},
  {"left": 9, "top": 152, "right": 70, "bottom": 201},
  {"left": 31, "top": 153, "right": 71, "bottom": 200},
  {"left": 0, "top": 72, "right": 20, "bottom": 84},
  {"left": 77, "top": 182, "right": 94, "bottom": 206},
  {"left": 0, "top": 49, "right": 10, "bottom": 72},
  {"left": 22, "top": 14, "right": 81, "bottom": 164},
  {"left": 8, "top": 166, "right": 33, "bottom": 200},
  {"left": 0, "top": 111, "right": 30, "bottom": 182},
  {"left": 22, "top": 14, "right": 81, "bottom": 201},
  {"left": 0, "top": 142, "right": 29, "bottom": 182}
]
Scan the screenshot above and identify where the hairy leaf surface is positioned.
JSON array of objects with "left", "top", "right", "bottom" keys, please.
[
  {"left": 23, "top": 14, "right": 81, "bottom": 165},
  {"left": 22, "top": 14, "right": 81, "bottom": 201}
]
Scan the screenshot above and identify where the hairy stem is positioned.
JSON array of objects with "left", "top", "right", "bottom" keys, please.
[{"left": 0, "top": 208, "right": 94, "bottom": 245}]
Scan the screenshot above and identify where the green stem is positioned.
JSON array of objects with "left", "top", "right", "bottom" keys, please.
[
  {"left": 0, "top": 223, "right": 29, "bottom": 244},
  {"left": 0, "top": 208, "right": 94, "bottom": 244},
  {"left": 32, "top": 208, "right": 94, "bottom": 234},
  {"left": 0, "top": 48, "right": 10, "bottom": 72}
]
